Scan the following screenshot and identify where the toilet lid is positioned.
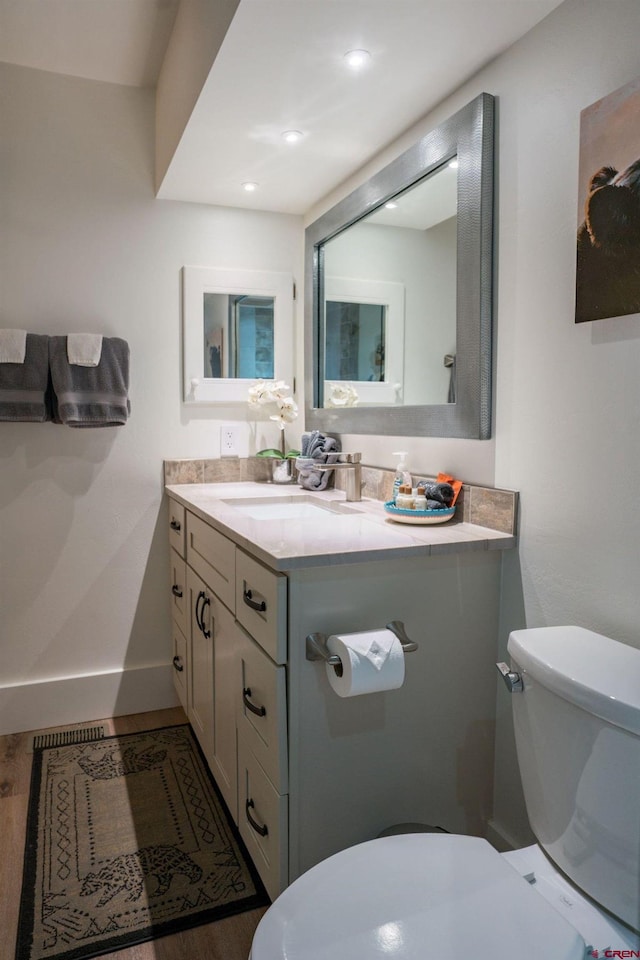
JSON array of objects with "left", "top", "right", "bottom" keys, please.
[{"left": 251, "top": 834, "right": 586, "bottom": 960}]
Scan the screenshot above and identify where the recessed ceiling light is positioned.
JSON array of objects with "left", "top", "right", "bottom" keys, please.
[
  {"left": 241, "top": 181, "right": 258, "bottom": 192},
  {"left": 385, "top": 201, "right": 398, "bottom": 210},
  {"left": 448, "top": 159, "right": 459, "bottom": 169},
  {"left": 282, "top": 130, "right": 303, "bottom": 144},
  {"left": 344, "top": 49, "right": 371, "bottom": 70}
]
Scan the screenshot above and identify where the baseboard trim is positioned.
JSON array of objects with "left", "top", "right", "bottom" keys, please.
[
  {"left": 0, "top": 664, "right": 179, "bottom": 735},
  {"left": 485, "top": 818, "right": 521, "bottom": 852}
]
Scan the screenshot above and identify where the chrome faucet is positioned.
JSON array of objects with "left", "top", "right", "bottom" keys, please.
[{"left": 316, "top": 453, "right": 363, "bottom": 501}]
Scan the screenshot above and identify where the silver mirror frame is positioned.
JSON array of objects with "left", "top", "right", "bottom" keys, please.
[{"left": 304, "top": 92, "right": 494, "bottom": 439}]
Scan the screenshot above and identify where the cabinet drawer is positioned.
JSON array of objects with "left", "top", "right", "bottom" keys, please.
[
  {"left": 236, "top": 550, "right": 287, "bottom": 663},
  {"left": 168, "top": 499, "right": 186, "bottom": 557},
  {"left": 169, "top": 548, "right": 187, "bottom": 636},
  {"left": 238, "top": 629, "right": 288, "bottom": 794},
  {"left": 238, "top": 733, "right": 288, "bottom": 902},
  {"left": 187, "top": 511, "right": 236, "bottom": 613},
  {"left": 171, "top": 620, "right": 188, "bottom": 712}
]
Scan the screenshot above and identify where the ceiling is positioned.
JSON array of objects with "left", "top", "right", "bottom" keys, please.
[{"left": 0, "top": 0, "right": 564, "bottom": 215}]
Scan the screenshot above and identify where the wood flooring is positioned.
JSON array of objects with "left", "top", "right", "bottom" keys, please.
[{"left": 0, "top": 708, "right": 267, "bottom": 960}]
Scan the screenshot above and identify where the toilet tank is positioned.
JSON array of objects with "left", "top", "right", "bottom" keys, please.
[{"left": 507, "top": 625, "right": 640, "bottom": 933}]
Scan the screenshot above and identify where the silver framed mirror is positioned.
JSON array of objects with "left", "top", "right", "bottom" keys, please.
[{"left": 304, "top": 92, "right": 494, "bottom": 438}]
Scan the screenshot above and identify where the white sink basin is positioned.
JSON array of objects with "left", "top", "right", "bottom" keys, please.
[{"left": 222, "top": 495, "right": 356, "bottom": 521}]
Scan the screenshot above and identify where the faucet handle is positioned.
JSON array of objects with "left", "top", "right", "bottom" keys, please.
[{"left": 338, "top": 452, "right": 361, "bottom": 463}]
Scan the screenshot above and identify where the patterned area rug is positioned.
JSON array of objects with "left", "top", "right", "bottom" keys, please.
[{"left": 16, "top": 724, "right": 268, "bottom": 960}]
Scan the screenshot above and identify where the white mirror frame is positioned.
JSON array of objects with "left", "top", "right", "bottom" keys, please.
[{"left": 182, "top": 266, "right": 294, "bottom": 403}]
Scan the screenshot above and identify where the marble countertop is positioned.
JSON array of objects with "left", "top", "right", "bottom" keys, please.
[{"left": 166, "top": 482, "right": 516, "bottom": 571}]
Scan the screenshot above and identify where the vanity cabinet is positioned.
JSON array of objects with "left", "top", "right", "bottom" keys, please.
[
  {"left": 167, "top": 497, "right": 289, "bottom": 897},
  {"left": 167, "top": 490, "right": 506, "bottom": 903}
]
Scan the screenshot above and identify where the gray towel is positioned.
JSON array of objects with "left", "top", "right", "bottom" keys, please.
[
  {"left": 415, "top": 480, "right": 455, "bottom": 507},
  {"left": 49, "top": 335, "right": 130, "bottom": 427},
  {"left": 0, "top": 333, "right": 51, "bottom": 422},
  {"left": 298, "top": 431, "right": 341, "bottom": 490}
]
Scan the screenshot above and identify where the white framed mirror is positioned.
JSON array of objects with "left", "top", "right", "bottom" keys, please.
[
  {"left": 324, "top": 276, "right": 405, "bottom": 406},
  {"left": 182, "top": 266, "right": 294, "bottom": 403}
]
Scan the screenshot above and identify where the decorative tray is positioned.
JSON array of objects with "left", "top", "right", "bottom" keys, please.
[{"left": 383, "top": 501, "right": 456, "bottom": 525}]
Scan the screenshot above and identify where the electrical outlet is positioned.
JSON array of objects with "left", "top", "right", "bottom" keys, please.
[{"left": 220, "top": 424, "right": 240, "bottom": 457}]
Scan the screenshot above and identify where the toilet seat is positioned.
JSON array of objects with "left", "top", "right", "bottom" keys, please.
[{"left": 250, "top": 834, "right": 586, "bottom": 960}]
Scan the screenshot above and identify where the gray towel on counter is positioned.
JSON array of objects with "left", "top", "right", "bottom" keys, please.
[
  {"left": 297, "top": 430, "right": 341, "bottom": 491},
  {"left": 415, "top": 480, "right": 455, "bottom": 507},
  {"left": 0, "top": 333, "right": 51, "bottom": 422},
  {"left": 49, "top": 335, "right": 130, "bottom": 427}
]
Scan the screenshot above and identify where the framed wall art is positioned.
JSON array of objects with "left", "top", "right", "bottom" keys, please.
[{"left": 576, "top": 76, "right": 640, "bottom": 323}]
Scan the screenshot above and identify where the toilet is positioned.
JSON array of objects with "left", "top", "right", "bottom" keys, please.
[{"left": 250, "top": 625, "right": 640, "bottom": 959}]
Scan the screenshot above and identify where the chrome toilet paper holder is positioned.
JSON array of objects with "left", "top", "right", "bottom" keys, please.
[{"left": 305, "top": 620, "right": 418, "bottom": 676}]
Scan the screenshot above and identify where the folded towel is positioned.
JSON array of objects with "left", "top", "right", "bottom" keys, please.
[
  {"left": 0, "top": 333, "right": 51, "bottom": 421},
  {"left": 298, "top": 430, "right": 341, "bottom": 491},
  {"left": 67, "top": 333, "right": 103, "bottom": 366},
  {"left": 49, "top": 335, "right": 130, "bottom": 427},
  {"left": 0, "top": 329, "right": 27, "bottom": 364},
  {"left": 415, "top": 480, "right": 455, "bottom": 506}
]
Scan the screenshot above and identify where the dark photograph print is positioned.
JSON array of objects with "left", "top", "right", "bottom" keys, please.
[{"left": 576, "top": 76, "right": 640, "bottom": 323}]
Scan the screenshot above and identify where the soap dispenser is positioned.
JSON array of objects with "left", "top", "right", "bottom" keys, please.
[{"left": 392, "top": 452, "right": 411, "bottom": 503}]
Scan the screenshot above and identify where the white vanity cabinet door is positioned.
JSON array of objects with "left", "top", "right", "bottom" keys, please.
[
  {"left": 169, "top": 548, "right": 187, "bottom": 637},
  {"left": 186, "top": 565, "right": 240, "bottom": 823},
  {"left": 168, "top": 498, "right": 186, "bottom": 557},
  {"left": 171, "top": 619, "right": 188, "bottom": 713},
  {"left": 236, "top": 550, "right": 287, "bottom": 664},
  {"left": 238, "top": 730, "right": 288, "bottom": 901},
  {"left": 238, "top": 629, "right": 288, "bottom": 794}
]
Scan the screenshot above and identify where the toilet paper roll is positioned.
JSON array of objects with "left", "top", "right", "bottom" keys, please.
[{"left": 325, "top": 628, "right": 405, "bottom": 697}]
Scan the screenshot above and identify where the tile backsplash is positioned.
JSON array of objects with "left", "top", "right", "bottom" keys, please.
[{"left": 163, "top": 458, "right": 518, "bottom": 537}]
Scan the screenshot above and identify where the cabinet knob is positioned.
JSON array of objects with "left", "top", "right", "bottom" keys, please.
[
  {"left": 171, "top": 584, "right": 183, "bottom": 598},
  {"left": 243, "top": 588, "right": 266, "bottom": 613},
  {"left": 170, "top": 519, "right": 181, "bottom": 531},
  {"left": 172, "top": 655, "right": 184, "bottom": 673},
  {"left": 245, "top": 798, "right": 268, "bottom": 837},
  {"left": 242, "top": 687, "right": 266, "bottom": 718}
]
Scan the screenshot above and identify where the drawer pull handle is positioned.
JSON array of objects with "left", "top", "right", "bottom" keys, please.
[
  {"left": 170, "top": 519, "right": 181, "bottom": 531},
  {"left": 172, "top": 655, "right": 184, "bottom": 673},
  {"left": 243, "top": 588, "right": 266, "bottom": 613},
  {"left": 246, "top": 798, "right": 268, "bottom": 837},
  {"left": 195, "top": 591, "right": 205, "bottom": 632},
  {"left": 201, "top": 594, "right": 211, "bottom": 639},
  {"left": 171, "top": 584, "right": 183, "bottom": 598},
  {"left": 242, "top": 688, "right": 266, "bottom": 717}
]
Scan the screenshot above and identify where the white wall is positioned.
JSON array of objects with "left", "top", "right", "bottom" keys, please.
[
  {"left": 0, "top": 63, "right": 302, "bottom": 732},
  {"left": 307, "top": 0, "right": 640, "bottom": 845},
  {"left": 4, "top": 0, "right": 640, "bottom": 847}
]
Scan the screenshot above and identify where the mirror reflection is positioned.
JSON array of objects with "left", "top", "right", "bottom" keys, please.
[
  {"left": 321, "top": 162, "right": 457, "bottom": 407},
  {"left": 203, "top": 293, "right": 275, "bottom": 379}
]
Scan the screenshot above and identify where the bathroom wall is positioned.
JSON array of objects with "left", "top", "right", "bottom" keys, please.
[
  {"left": 306, "top": 0, "right": 640, "bottom": 846},
  {"left": 0, "top": 62, "right": 302, "bottom": 733},
  {"left": 3, "top": 0, "right": 640, "bottom": 850}
]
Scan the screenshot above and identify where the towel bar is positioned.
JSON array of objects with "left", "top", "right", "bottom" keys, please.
[{"left": 305, "top": 620, "right": 418, "bottom": 667}]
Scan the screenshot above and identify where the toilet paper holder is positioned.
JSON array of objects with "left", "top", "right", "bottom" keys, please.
[{"left": 306, "top": 620, "right": 418, "bottom": 676}]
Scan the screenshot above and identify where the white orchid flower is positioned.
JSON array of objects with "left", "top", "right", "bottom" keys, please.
[
  {"left": 325, "top": 382, "right": 359, "bottom": 408},
  {"left": 248, "top": 380, "right": 299, "bottom": 460},
  {"left": 248, "top": 379, "right": 292, "bottom": 407}
]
